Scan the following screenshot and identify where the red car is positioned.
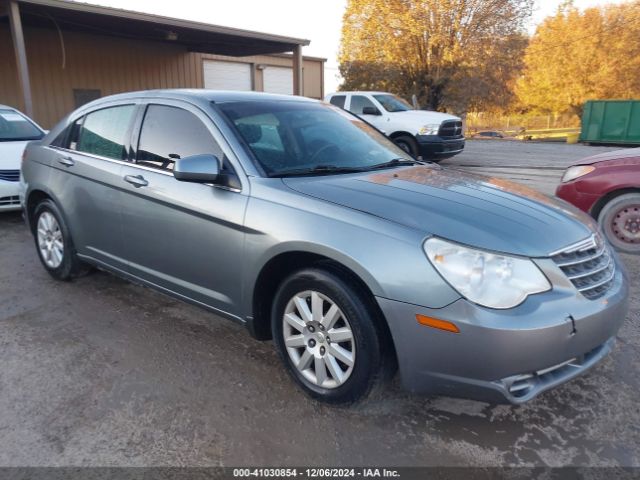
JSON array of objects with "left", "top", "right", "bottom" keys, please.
[{"left": 556, "top": 148, "right": 640, "bottom": 253}]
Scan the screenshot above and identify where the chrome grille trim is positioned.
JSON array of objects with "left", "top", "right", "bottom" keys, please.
[
  {"left": 566, "top": 252, "right": 612, "bottom": 280},
  {"left": 554, "top": 245, "right": 606, "bottom": 267},
  {"left": 551, "top": 233, "right": 615, "bottom": 300},
  {"left": 577, "top": 268, "right": 615, "bottom": 293},
  {"left": 0, "top": 169, "right": 20, "bottom": 182}
]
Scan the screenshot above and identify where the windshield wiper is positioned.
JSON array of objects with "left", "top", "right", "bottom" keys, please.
[
  {"left": 365, "top": 158, "right": 425, "bottom": 171},
  {"left": 273, "top": 165, "right": 368, "bottom": 177}
]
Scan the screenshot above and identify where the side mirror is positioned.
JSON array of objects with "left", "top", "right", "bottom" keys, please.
[
  {"left": 173, "top": 154, "right": 220, "bottom": 183},
  {"left": 362, "top": 106, "right": 381, "bottom": 116}
]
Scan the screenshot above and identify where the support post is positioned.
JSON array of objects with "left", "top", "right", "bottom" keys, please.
[
  {"left": 8, "top": 0, "right": 33, "bottom": 117},
  {"left": 292, "top": 44, "right": 303, "bottom": 96}
]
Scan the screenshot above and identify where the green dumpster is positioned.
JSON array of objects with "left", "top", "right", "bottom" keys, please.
[{"left": 580, "top": 100, "right": 640, "bottom": 145}]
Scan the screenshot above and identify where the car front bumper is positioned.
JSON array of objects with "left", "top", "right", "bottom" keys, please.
[
  {"left": 0, "top": 180, "right": 21, "bottom": 211},
  {"left": 416, "top": 135, "right": 465, "bottom": 158},
  {"left": 377, "top": 255, "right": 629, "bottom": 404}
]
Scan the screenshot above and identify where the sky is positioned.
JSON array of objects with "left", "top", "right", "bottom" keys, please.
[{"left": 86, "top": 0, "right": 631, "bottom": 94}]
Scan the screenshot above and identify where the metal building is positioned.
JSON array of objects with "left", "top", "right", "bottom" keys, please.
[{"left": 0, "top": 0, "right": 325, "bottom": 127}]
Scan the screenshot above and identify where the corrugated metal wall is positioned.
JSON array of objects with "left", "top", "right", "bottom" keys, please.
[{"left": 0, "top": 24, "right": 324, "bottom": 128}]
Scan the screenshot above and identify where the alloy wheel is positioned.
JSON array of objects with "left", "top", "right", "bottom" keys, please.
[
  {"left": 282, "top": 290, "right": 356, "bottom": 389},
  {"left": 37, "top": 211, "right": 64, "bottom": 269}
]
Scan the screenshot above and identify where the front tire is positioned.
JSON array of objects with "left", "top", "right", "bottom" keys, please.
[
  {"left": 393, "top": 135, "right": 419, "bottom": 159},
  {"left": 271, "top": 267, "right": 389, "bottom": 404},
  {"left": 33, "top": 199, "right": 87, "bottom": 280},
  {"left": 597, "top": 193, "right": 640, "bottom": 254}
]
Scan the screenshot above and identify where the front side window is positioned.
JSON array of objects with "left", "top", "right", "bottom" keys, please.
[
  {"left": 329, "top": 95, "right": 346, "bottom": 109},
  {"left": 218, "top": 100, "right": 412, "bottom": 177},
  {"left": 137, "top": 105, "right": 224, "bottom": 172},
  {"left": 373, "top": 94, "right": 412, "bottom": 112},
  {"left": 76, "top": 105, "right": 135, "bottom": 160},
  {"left": 0, "top": 109, "right": 44, "bottom": 141},
  {"left": 348, "top": 95, "right": 377, "bottom": 115}
]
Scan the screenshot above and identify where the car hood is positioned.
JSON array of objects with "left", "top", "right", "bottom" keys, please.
[
  {"left": 572, "top": 147, "right": 640, "bottom": 165},
  {"left": 393, "top": 110, "right": 460, "bottom": 124},
  {"left": 0, "top": 140, "right": 29, "bottom": 169},
  {"left": 283, "top": 165, "right": 597, "bottom": 257}
]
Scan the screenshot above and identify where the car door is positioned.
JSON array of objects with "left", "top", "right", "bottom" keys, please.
[
  {"left": 48, "top": 103, "right": 137, "bottom": 271},
  {"left": 119, "top": 100, "right": 249, "bottom": 317},
  {"left": 347, "top": 94, "right": 386, "bottom": 131}
]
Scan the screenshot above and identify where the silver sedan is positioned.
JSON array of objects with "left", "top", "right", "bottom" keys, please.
[{"left": 21, "top": 90, "right": 629, "bottom": 404}]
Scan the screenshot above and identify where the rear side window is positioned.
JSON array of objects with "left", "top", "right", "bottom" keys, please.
[
  {"left": 76, "top": 105, "right": 135, "bottom": 160},
  {"left": 136, "top": 105, "right": 224, "bottom": 172},
  {"left": 329, "top": 95, "right": 346, "bottom": 109},
  {"left": 348, "top": 95, "right": 376, "bottom": 115}
]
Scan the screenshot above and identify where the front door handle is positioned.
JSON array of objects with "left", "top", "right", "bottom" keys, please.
[
  {"left": 57, "top": 156, "right": 75, "bottom": 167},
  {"left": 124, "top": 174, "right": 149, "bottom": 188}
]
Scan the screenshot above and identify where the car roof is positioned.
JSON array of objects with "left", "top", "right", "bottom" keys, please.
[
  {"left": 327, "top": 91, "right": 391, "bottom": 96},
  {"left": 84, "top": 89, "right": 319, "bottom": 107},
  {"left": 0, "top": 104, "right": 18, "bottom": 110}
]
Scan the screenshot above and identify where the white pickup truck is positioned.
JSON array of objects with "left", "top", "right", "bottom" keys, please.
[{"left": 325, "top": 91, "right": 464, "bottom": 161}]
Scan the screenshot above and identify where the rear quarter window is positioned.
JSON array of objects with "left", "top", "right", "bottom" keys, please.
[{"left": 76, "top": 105, "right": 135, "bottom": 160}]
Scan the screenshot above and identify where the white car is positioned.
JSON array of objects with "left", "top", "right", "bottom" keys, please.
[
  {"left": 0, "top": 105, "right": 45, "bottom": 211},
  {"left": 325, "top": 91, "right": 464, "bottom": 161}
]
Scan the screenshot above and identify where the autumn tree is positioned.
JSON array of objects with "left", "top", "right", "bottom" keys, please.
[
  {"left": 517, "top": 1, "right": 640, "bottom": 117},
  {"left": 338, "top": 0, "right": 533, "bottom": 114}
]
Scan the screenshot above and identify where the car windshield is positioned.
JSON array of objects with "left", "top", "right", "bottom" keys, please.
[
  {"left": 0, "top": 109, "right": 44, "bottom": 141},
  {"left": 217, "top": 100, "right": 415, "bottom": 177},
  {"left": 372, "top": 94, "right": 413, "bottom": 112}
]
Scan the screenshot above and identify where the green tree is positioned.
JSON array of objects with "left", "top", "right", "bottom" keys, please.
[
  {"left": 339, "top": 0, "right": 533, "bottom": 114},
  {"left": 516, "top": 1, "right": 640, "bottom": 117}
]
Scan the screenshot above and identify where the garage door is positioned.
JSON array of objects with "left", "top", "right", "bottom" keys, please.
[
  {"left": 203, "top": 60, "right": 252, "bottom": 91},
  {"left": 263, "top": 66, "right": 293, "bottom": 95}
]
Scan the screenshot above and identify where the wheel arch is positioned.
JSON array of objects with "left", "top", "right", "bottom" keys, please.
[
  {"left": 590, "top": 187, "right": 640, "bottom": 220},
  {"left": 388, "top": 131, "right": 417, "bottom": 140},
  {"left": 248, "top": 249, "right": 395, "bottom": 364},
  {"left": 25, "top": 188, "right": 54, "bottom": 234}
]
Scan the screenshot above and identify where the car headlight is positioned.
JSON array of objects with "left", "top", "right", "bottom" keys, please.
[
  {"left": 561, "top": 165, "right": 595, "bottom": 183},
  {"left": 424, "top": 237, "right": 551, "bottom": 309},
  {"left": 418, "top": 124, "right": 440, "bottom": 135}
]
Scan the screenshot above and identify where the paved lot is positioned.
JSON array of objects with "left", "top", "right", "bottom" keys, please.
[
  {"left": 441, "top": 139, "right": 621, "bottom": 195},
  {"left": 0, "top": 141, "right": 638, "bottom": 467}
]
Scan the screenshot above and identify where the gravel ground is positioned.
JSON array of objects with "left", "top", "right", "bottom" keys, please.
[{"left": 0, "top": 140, "right": 638, "bottom": 467}]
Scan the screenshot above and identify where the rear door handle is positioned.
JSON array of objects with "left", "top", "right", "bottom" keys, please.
[
  {"left": 57, "top": 156, "right": 75, "bottom": 167},
  {"left": 124, "top": 174, "right": 149, "bottom": 188}
]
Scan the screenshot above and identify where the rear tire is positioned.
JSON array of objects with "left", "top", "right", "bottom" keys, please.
[
  {"left": 33, "top": 199, "right": 88, "bottom": 280},
  {"left": 597, "top": 192, "right": 640, "bottom": 254},
  {"left": 271, "top": 267, "right": 391, "bottom": 404}
]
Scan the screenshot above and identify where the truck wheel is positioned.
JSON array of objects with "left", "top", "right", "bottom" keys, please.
[
  {"left": 394, "top": 135, "right": 419, "bottom": 159},
  {"left": 598, "top": 192, "right": 640, "bottom": 254}
]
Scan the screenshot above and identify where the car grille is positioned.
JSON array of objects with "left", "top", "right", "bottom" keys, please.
[
  {"left": 0, "top": 195, "right": 20, "bottom": 206},
  {"left": 0, "top": 169, "right": 20, "bottom": 182},
  {"left": 551, "top": 233, "right": 615, "bottom": 300},
  {"left": 438, "top": 120, "right": 463, "bottom": 139},
  {"left": 505, "top": 343, "right": 606, "bottom": 399}
]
